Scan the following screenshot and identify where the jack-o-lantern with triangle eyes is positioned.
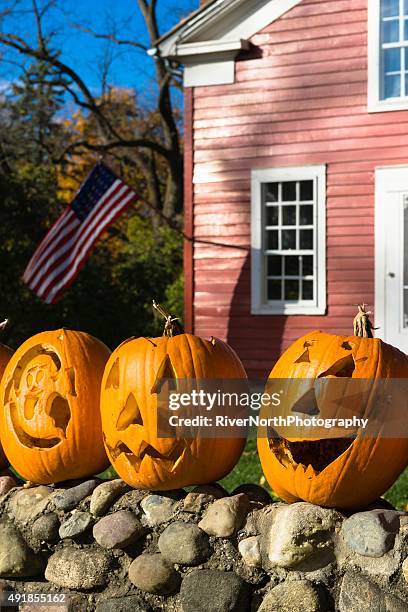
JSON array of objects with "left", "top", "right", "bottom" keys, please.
[
  {"left": 100, "top": 303, "right": 247, "bottom": 490},
  {"left": 0, "top": 320, "right": 13, "bottom": 469},
  {"left": 0, "top": 329, "right": 111, "bottom": 483},
  {"left": 258, "top": 305, "right": 408, "bottom": 510}
]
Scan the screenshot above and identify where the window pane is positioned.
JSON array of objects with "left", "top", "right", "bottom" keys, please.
[
  {"left": 266, "top": 230, "right": 278, "bottom": 250},
  {"left": 382, "top": 19, "right": 399, "bottom": 43},
  {"left": 300, "top": 180, "right": 313, "bottom": 201},
  {"left": 266, "top": 206, "right": 279, "bottom": 226},
  {"left": 302, "top": 280, "right": 314, "bottom": 300},
  {"left": 384, "top": 47, "right": 401, "bottom": 72},
  {"left": 381, "top": 0, "right": 399, "bottom": 17},
  {"left": 282, "top": 205, "right": 296, "bottom": 225},
  {"left": 285, "top": 255, "right": 299, "bottom": 276},
  {"left": 282, "top": 229, "right": 296, "bottom": 249},
  {"left": 302, "top": 255, "right": 314, "bottom": 277},
  {"left": 405, "top": 19, "right": 408, "bottom": 40},
  {"left": 267, "top": 255, "right": 282, "bottom": 276},
  {"left": 300, "top": 229, "right": 313, "bottom": 249},
  {"left": 405, "top": 0, "right": 408, "bottom": 15},
  {"left": 285, "top": 280, "right": 299, "bottom": 300},
  {"left": 265, "top": 183, "right": 279, "bottom": 202},
  {"left": 268, "top": 279, "right": 282, "bottom": 300},
  {"left": 282, "top": 182, "right": 296, "bottom": 201},
  {"left": 300, "top": 205, "right": 313, "bottom": 225},
  {"left": 384, "top": 73, "right": 401, "bottom": 98}
]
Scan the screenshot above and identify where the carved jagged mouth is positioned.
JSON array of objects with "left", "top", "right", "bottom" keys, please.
[
  {"left": 106, "top": 438, "right": 187, "bottom": 473},
  {"left": 9, "top": 401, "right": 62, "bottom": 449},
  {"left": 268, "top": 429, "right": 355, "bottom": 475}
]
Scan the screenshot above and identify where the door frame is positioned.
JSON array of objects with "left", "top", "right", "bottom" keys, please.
[{"left": 375, "top": 164, "right": 408, "bottom": 346}]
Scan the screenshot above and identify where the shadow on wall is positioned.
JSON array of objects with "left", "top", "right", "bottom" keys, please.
[{"left": 226, "top": 250, "right": 287, "bottom": 380}]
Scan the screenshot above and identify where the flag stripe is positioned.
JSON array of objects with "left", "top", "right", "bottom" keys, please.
[
  {"left": 42, "top": 187, "right": 136, "bottom": 302},
  {"left": 22, "top": 163, "right": 139, "bottom": 303},
  {"left": 28, "top": 217, "right": 81, "bottom": 290},
  {"left": 36, "top": 182, "right": 130, "bottom": 297},
  {"left": 23, "top": 208, "right": 74, "bottom": 281},
  {"left": 46, "top": 192, "right": 138, "bottom": 304},
  {"left": 28, "top": 179, "right": 124, "bottom": 290}
]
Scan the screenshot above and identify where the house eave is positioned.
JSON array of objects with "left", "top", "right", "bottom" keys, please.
[{"left": 154, "top": 0, "right": 303, "bottom": 86}]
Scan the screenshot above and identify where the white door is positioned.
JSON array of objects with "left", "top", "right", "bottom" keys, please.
[{"left": 375, "top": 166, "right": 408, "bottom": 353}]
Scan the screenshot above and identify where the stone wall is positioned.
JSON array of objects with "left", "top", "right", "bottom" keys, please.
[{"left": 0, "top": 471, "right": 407, "bottom": 612}]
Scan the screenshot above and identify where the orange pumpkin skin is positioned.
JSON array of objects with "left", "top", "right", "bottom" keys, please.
[
  {"left": 0, "top": 329, "right": 111, "bottom": 484},
  {"left": 101, "top": 333, "right": 247, "bottom": 490},
  {"left": 258, "top": 330, "right": 408, "bottom": 510},
  {"left": 0, "top": 343, "right": 14, "bottom": 468}
]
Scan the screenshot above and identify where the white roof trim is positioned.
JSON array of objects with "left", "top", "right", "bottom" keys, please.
[
  {"left": 157, "top": 0, "right": 303, "bottom": 58},
  {"left": 156, "top": 0, "right": 303, "bottom": 86}
]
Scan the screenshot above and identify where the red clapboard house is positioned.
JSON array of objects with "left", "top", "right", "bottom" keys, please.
[{"left": 156, "top": 0, "right": 408, "bottom": 377}]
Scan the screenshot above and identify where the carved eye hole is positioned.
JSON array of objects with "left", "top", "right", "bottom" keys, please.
[
  {"left": 116, "top": 393, "right": 143, "bottom": 431},
  {"left": 295, "top": 340, "right": 317, "bottom": 364},
  {"left": 318, "top": 355, "right": 356, "bottom": 378},
  {"left": 341, "top": 341, "right": 354, "bottom": 351},
  {"left": 151, "top": 354, "right": 177, "bottom": 394}
]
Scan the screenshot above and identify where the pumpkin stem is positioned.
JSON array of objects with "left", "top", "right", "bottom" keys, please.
[
  {"left": 152, "top": 301, "right": 181, "bottom": 337},
  {"left": 353, "top": 303, "right": 375, "bottom": 338}
]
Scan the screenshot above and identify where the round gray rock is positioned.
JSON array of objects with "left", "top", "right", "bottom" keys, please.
[
  {"left": 198, "top": 493, "right": 250, "bottom": 537},
  {"left": 9, "top": 486, "right": 54, "bottom": 524},
  {"left": 93, "top": 510, "right": 144, "bottom": 549},
  {"left": 140, "top": 495, "right": 176, "bottom": 526},
  {"left": 128, "top": 553, "right": 180, "bottom": 595},
  {"left": 158, "top": 521, "right": 211, "bottom": 565},
  {"left": 0, "top": 520, "right": 44, "bottom": 578},
  {"left": 31, "top": 513, "right": 60, "bottom": 544},
  {"left": 341, "top": 510, "right": 400, "bottom": 557},
  {"left": 45, "top": 547, "right": 112, "bottom": 589},
  {"left": 258, "top": 580, "right": 326, "bottom": 612},
  {"left": 180, "top": 569, "right": 249, "bottom": 612},
  {"left": 90, "top": 479, "right": 129, "bottom": 517},
  {"left": 59, "top": 511, "right": 94, "bottom": 539},
  {"left": 265, "top": 502, "right": 342, "bottom": 569},
  {"left": 238, "top": 536, "right": 262, "bottom": 568},
  {"left": 52, "top": 479, "right": 100, "bottom": 511},
  {"left": 339, "top": 571, "right": 383, "bottom": 612}
]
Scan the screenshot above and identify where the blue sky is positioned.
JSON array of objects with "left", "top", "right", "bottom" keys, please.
[{"left": 0, "top": 0, "right": 196, "bottom": 105}]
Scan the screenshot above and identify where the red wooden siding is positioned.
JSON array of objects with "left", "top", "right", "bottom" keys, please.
[{"left": 186, "top": 0, "right": 407, "bottom": 377}]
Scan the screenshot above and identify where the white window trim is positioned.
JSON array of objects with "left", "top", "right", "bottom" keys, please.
[
  {"left": 368, "top": 0, "right": 408, "bottom": 112},
  {"left": 251, "top": 165, "right": 326, "bottom": 316}
]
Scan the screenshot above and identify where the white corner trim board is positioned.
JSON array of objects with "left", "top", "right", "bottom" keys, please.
[{"left": 156, "top": 0, "right": 303, "bottom": 86}]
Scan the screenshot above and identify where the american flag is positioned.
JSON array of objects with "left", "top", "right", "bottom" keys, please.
[{"left": 23, "top": 162, "right": 138, "bottom": 304}]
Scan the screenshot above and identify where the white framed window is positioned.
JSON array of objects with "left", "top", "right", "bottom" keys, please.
[
  {"left": 368, "top": 0, "right": 408, "bottom": 111},
  {"left": 251, "top": 165, "right": 326, "bottom": 315}
]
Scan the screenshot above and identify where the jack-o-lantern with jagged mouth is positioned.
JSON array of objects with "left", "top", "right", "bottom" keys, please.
[
  {"left": 0, "top": 319, "right": 13, "bottom": 469},
  {"left": 258, "top": 305, "right": 408, "bottom": 510},
  {"left": 0, "top": 329, "right": 111, "bottom": 483},
  {"left": 101, "top": 302, "right": 247, "bottom": 490}
]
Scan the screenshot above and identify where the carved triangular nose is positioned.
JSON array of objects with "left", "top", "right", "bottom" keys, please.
[{"left": 116, "top": 393, "right": 143, "bottom": 431}]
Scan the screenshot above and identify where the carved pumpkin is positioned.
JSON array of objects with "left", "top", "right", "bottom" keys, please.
[
  {"left": 101, "top": 303, "right": 247, "bottom": 490},
  {"left": 0, "top": 329, "right": 111, "bottom": 483},
  {"left": 0, "top": 341, "right": 13, "bottom": 469},
  {"left": 258, "top": 305, "right": 408, "bottom": 510}
]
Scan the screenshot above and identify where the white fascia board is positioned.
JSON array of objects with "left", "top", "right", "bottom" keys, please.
[
  {"left": 174, "top": 39, "right": 250, "bottom": 59},
  {"left": 157, "top": 0, "right": 303, "bottom": 57}
]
